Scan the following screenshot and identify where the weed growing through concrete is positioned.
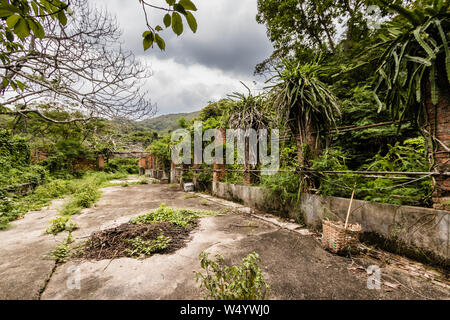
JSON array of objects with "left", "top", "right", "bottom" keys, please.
[
  {"left": 196, "top": 251, "right": 270, "bottom": 300},
  {"left": 46, "top": 216, "right": 78, "bottom": 235},
  {"left": 48, "top": 232, "right": 74, "bottom": 263}
]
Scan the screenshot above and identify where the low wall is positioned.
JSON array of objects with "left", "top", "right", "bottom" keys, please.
[{"left": 212, "top": 182, "right": 449, "bottom": 266}]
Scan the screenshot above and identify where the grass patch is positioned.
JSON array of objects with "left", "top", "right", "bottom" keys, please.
[
  {"left": 183, "top": 193, "right": 199, "bottom": 199},
  {"left": 49, "top": 242, "right": 71, "bottom": 263},
  {"left": 0, "top": 171, "right": 128, "bottom": 230},
  {"left": 130, "top": 203, "right": 218, "bottom": 229}
]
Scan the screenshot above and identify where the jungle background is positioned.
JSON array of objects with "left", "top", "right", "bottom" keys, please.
[{"left": 0, "top": 0, "right": 448, "bottom": 229}]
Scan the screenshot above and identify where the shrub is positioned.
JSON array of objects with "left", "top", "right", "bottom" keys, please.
[
  {"left": 196, "top": 252, "right": 270, "bottom": 300},
  {"left": 261, "top": 172, "right": 300, "bottom": 206},
  {"left": 312, "top": 139, "right": 432, "bottom": 206},
  {"left": 104, "top": 158, "right": 139, "bottom": 174},
  {"left": 46, "top": 216, "right": 78, "bottom": 235}
]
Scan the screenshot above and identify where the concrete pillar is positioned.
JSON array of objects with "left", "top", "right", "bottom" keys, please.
[
  {"left": 138, "top": 157, "right": 146, "bottom": 176},
  {"left": 98, "top": 156, "right": 105, "bottom": 171},
  {"left": 170, "top": 161, "right": 176, "bottom": 184},
  {"left": 192, "top": 164, "right": 200, "bottom": 187},
  {"left": 243, "top": 135, "right": 250, "bottom": 185},
  {"left": 213, "top": 128, "right": 226, "bottom": 183}
]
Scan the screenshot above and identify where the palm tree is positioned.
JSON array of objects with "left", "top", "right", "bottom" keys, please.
[
  {"left": 269, "top": 58, "right": 341, "bottom": 167},
  {"left": 373, "top": 0, "right": 449, "bottom": 209},
  {"left": 227, "top": 83, "right": 270, "bottom": 184}
]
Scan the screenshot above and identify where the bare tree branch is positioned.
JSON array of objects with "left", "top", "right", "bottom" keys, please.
[{"left": 0, "top": 0, "right": 156, "bottom": 122}]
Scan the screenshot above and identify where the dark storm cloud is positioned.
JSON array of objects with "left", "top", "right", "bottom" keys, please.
[
  {"left": 90, "top": 0, "right": 273, "bottom": 115},
  {"left": 95, "top": 0, "right": 272, "bottom": 77}
]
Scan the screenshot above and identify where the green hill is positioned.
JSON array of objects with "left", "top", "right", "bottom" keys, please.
[{"left": 139, "top": 111, "right": 200, "bottom": 134}]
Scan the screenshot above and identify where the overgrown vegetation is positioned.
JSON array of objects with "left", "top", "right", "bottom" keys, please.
[
  {"left": 130, "top": 203, "right": 217, "bottom": 229},
  {"left": 141, "top": 0, "right": 448, "bottom": 209},
  {"left": 46, "top": 216, "right": 78, "bottom": 235},
  {"left": 312, "top": 138, "right": 432, "bottom": 206},
  {"left": 122, "top": 235, "right": 171, "bottom": 259},
  {"left": 196, "top": 251, "right": 270, "bottom": 300},
  {"left": 48, "top": 233, "right": 74, "bottom": 263}
]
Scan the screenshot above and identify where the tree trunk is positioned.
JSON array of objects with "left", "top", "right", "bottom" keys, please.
[{"left": 296, "top": 121, "right": 322, "bottom": 167}]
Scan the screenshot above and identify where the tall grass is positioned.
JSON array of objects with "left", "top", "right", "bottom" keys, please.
[{"left": 0, "top": 171, "right": 127, "bottom": 230}]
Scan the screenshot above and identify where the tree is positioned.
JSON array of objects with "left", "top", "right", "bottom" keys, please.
[
  {"left": 0, "top": 0, "right": 155, "bottom": 123},
  {"left": 373, "top": 0, "right": 449, "bottom": 208},
  {"left": 374, "top": 0, "right": 449, "bottom": 125},
  {"left": 0, "top": 0, "right": 71, "bottom": 91},
  {"left": 268, "top": 57, "right": 341, "bottom": 166},
  {"left": 255, "top": 0, "right": 397, "bottom": 74}
]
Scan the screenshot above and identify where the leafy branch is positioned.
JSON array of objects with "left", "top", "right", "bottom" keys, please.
[{"left": 139, "top": 0, "right": 198, "bottom": 51}]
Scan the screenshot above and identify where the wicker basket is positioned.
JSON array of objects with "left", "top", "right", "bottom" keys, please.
[{"left": 321, "top": 219, "right": 362, "bottom": 254}]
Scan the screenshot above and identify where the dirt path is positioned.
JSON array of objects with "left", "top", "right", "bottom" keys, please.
[{"left": 0, "top": 179, "right": 448, "bottom": 300}]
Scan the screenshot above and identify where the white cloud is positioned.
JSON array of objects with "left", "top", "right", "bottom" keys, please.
[{"left": 146, "top": 57, "right": 258, "bottom": 114}]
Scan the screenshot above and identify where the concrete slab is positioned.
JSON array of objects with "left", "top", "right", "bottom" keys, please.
[
  {"left": 0, "top": 199, "right": 66, "bottom": 300},
  {"left": 0, "top": 182, "right": 448, "bottom": 300}
]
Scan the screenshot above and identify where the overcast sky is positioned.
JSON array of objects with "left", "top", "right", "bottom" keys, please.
[{"left": 92, "top": 0, "right": 273, "bottom": 116}]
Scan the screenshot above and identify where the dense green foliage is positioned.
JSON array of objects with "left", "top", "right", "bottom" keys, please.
[
  {"left": 196, "top": 252, "right": 270, "bottom": 300},
  {"left": 311, "top": 137, "right": 432, "bottom": 206},
  {"left": 374, "top": 0, "right": 450, "bottom": 122},
  {"left": 0, "top": 129, "right": 48, "bottom": 188}
]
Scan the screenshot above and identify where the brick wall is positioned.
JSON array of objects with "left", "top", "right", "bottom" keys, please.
[
  {"left": 426, "top": 86, "right": 450, "bottom": 210},
  {"left": 213, "top": 128, "right": 226, "bottom": 183}
]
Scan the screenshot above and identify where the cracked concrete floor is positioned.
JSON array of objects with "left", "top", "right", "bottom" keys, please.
[{"left": 0, "top": 180, "right": 448, "bottom": 300}]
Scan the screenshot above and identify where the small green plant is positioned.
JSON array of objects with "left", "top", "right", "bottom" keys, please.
[
  {"left": 183, "top": 193, "right": 199, "bottom": 199},
  {"left": 196, "top": 251, "right": 270, "bottom": 300},
  {"left": 49, "top": 243, "right": 71, "bottom": 262},
  {"left": 200, "top": 199, "right": 209, "bottom": 206},
  {"left": 49, "top": 232, "right": 74, "bottom": 263},
  {"left": 130, "top": 203, "right": 217, "bottom": 228},
  {"left": 122, "top": 234, "right": 171, "bottom": 259},
  {"left": 121, "top": 182, "right": 129, "bottom": 187},
  {"left": 46, "top": 216, "right": 78, "bottom": 235}
]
